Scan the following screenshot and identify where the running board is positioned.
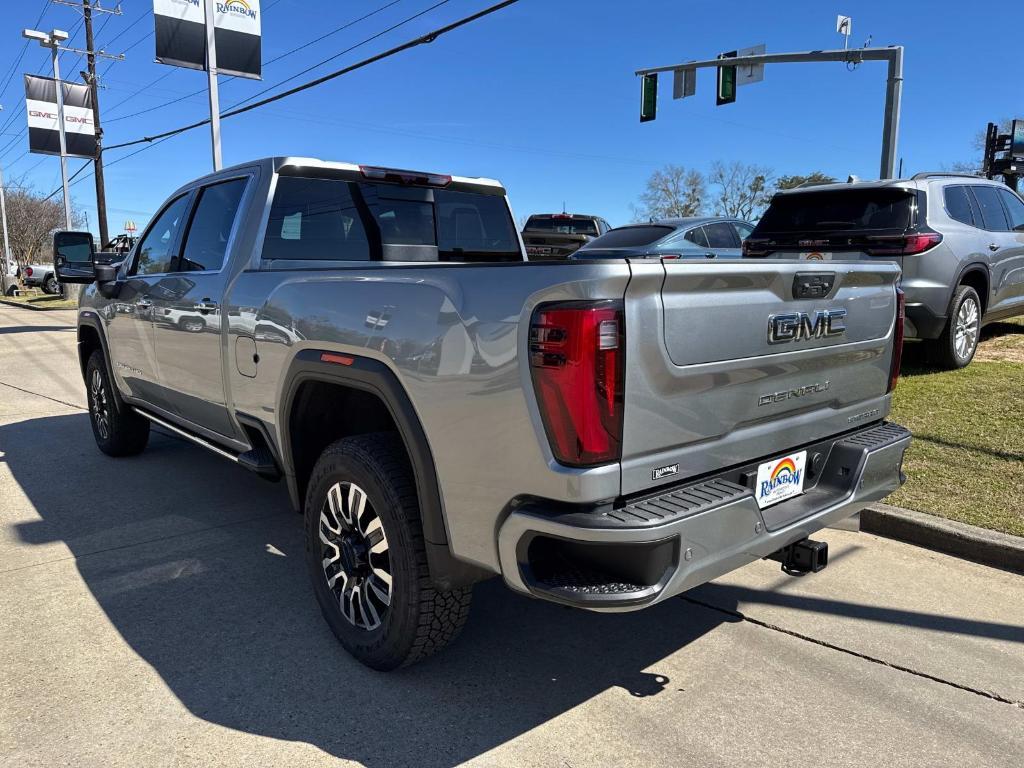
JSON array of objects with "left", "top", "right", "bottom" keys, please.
[{"left": 133, "top": 407, "right": 281, "bottom": 479}]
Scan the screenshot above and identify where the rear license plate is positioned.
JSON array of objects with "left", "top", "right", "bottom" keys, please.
[
  {"left": 754, "top": 451, "right": 807, "bottom": 509},
  {"left": 799, "top": 251, "right": 832, "bottom": 261},
  {"left": 527, "top": 246, "right": 552, "bottom": 255}
]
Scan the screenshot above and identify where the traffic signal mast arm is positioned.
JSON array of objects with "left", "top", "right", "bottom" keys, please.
[{"left": 635, "top": 46, "right": 904, "bottom": 180}]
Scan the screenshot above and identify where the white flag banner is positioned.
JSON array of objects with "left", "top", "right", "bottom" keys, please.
[
  {"left": 153, "top": 0, "right": 262, "bottom": 80},
  {"left": 24, "top": 74, "right": 97, "bottom": 158}
]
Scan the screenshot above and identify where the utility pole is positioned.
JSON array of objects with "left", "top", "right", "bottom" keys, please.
[
  {"left": 0, "top": 107, "right": 12, "bottom": 295},
  {"left": 53, "top": 0, "right": 123, "bottom": 247}
]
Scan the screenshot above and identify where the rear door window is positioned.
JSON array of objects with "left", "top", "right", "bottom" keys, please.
[
  {"left": 705, "top": 222, "right": 740, "bottom": 249},
  {"left": 970, "top": 186, "right": 1010, "bottom": 231},
  {"left": 996, "top": 188, "right": 1024, "bottom": 231},
  {"left": 587, "top": 226, "right": 673, "bottom": 248},
  {"left": 733, "top": 221, "right": 754, "bottom": 241},
  {"left": 757, "top": 189, "right": 914, "bottom": 233},
  {"left": 944, "top": 185, "right": 977, "bottom": 226},
  {"left": 684, "top": 226, "right": 709, "bottom": 248},
  {"left": 176, "top": 178, "right": 248, "bottom": 272}
]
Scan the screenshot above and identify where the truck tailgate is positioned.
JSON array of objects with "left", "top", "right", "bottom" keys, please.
[{"left": 620, "top": 259, "right": 901, "bottom": 496}]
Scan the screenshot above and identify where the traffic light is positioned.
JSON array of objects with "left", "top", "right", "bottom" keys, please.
[
  {"left": 640, "top": 73, "right": 657, "bottom": 122},
  {"left": 717, "top": 51, "right": 737, "bottom": 105}
]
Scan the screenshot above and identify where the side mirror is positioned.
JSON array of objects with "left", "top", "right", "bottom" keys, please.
[{"left": 53, "top": 231, "right": 97, "bottom": 284}]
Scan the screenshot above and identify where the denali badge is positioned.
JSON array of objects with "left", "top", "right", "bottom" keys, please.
[
  {"left": 768, "top": 309, "right": 847, "bottom": 344},
  {"left": 652, "top": 464, "right": 679, "bottom": 480},
  {"left": 758, "top": 381, "right": 831, "bottom": 406}
]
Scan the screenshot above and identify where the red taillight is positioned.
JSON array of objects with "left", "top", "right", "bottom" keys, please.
[
  {"left": 359, "top": 165, "right": 451, "bottom": 187},
  {"left": 865, "top": 232, "right": 942, "bottom": 256},
  {"left": 888, "top": 288, "right": 905, "bottom": 393},
  {"left": 25, "top": 266, "right": 33, "bottom": 277},
  {"left": 529, "top": 301, "right": 624, "bottom": 467}
]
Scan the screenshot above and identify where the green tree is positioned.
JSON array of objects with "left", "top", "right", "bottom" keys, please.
[{"left": 775, "top": 172, "right": 836, "bottom": 191}]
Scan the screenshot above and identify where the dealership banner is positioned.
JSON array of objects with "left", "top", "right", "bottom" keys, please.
[
  {"left": 24, "top": 74, "right": 97, "bottom": 158},
  {"left": 154, "top": 0, "right": 262, "bottom": 80}
]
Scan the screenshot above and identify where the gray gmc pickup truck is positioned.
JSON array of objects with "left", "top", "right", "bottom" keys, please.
[{"left": 54, "top": 157, "right": 911, "bottom": 670}]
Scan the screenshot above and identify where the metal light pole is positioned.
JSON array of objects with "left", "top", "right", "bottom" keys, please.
[
  {"left": 204, "top": 0, "right": 223, "bottom": 171},
  {"left": 0, "top": 144, "right": 12, "bottom": 296},
  {"left": 22, "top": 28, "right": 73, "bottom": 229}
]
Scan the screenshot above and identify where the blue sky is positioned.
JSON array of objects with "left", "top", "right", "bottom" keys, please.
[{"left": 0, "top": 0, "right": 1018, "bottom": 236}]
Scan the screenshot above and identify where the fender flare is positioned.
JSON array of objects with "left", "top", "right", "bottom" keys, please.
[
  {"left": 77, "top": 312, "right": 128, "bottom": 415},
  {"left": 954, "top": 262, "right": 991, "bottom": 310},
  {"left": 279, "top": 349, "right": 486, "bottom": 589}
]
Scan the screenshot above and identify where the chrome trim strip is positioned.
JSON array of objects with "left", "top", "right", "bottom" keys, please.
[{"left": 133, "top": 407, "right": 240, "bottom": 463}]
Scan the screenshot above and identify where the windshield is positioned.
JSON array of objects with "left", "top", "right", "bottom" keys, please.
[
  {"left": 758, "top": 189, "right": 915, "bottom": 233},
  {"left": 524, "top": 217, "right": 598, "bottom": 235},
  {"left": 582, "top": 225, "right": 673, "bottom": 249}
]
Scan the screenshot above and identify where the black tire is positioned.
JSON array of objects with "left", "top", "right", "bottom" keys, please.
[
  {"left": 44, "top": 275, "right": 59, "bottom": 295},
  {"left": 304, "top": 433, "right": 471, "bottom": 670},
  {"left": 929, "top": 285, "right": 981, "bottom": 370},
  {"left": 85, "top": 349, "right": 150, "bottom": 456}
]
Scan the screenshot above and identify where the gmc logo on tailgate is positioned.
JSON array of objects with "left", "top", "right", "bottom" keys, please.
[{"left": 768, "top": 309, "right": 847, "bottom": 344}]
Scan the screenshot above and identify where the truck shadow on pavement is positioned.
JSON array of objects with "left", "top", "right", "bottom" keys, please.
[{"left": 5, "top": 413, "right": 1021, "bottom": 766}]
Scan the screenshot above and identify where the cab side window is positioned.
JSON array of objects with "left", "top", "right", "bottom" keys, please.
[
  {"left": 131, "top": 194, "right": 191, "bottom": 276},
  {"left": 944, "top": 185, "right": 976, "bottom": 226},
  {"left": 176, "top": 178, "right": 249, "bottom": 272}
]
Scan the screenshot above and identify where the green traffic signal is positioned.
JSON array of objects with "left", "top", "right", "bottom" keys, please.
[
  {"left": 717, "top": 51, "right": 737, "bottom": 105},
  {"left": 640, "top": 73, "right": 657, "bottom": 122}
]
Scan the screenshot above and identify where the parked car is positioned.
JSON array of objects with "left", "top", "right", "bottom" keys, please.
[
  {"left": 744, "top": 173, "right": 1024, "bottom": 368},
  {"left": 521, "top": 213, "right": 612, "bottom": 260},
  {"left": 571, "top": 217, "right": 755, "bottom": 260},
  {"left": 55, "top": 156, "right": 910, "bottom": 670},
  {"left": 20, "top": 262, "right": 59, "bottom": 294}
]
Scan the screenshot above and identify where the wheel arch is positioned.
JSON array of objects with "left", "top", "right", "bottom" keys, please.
[
  {"left": 956, "top": 263, "right": 990, "bottom": 315},
  {"left": 77, "top": 313, "right": 127, "bottom": 414},
  {"left": 279, "top": 349, "right": 487, "bottom": 589}
]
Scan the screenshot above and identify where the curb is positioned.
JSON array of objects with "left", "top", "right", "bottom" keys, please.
[
  {"left": 0, "top": 298, "right": 74, "bottom": 312},
  {"left": 861, "top": 503, "right": 1024, "bottom": 575}
]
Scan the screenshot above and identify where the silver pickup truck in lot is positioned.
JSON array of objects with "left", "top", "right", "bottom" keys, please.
[{"left": 55, "top": 157, "right": 911, "bottom": 669}]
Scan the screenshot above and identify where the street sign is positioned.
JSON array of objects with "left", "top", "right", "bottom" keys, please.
[
  {"left": 672, "top": 67, "right": 696, "bottom": 99},
  {"left": 736, "top": 44, "right": 765, "bottom": 86},
  {"left": 716, "top": 51, "right": 737, "bottom": 105},
  {"left": 640, "top": 73, "right": 657, "bottom": 122}
]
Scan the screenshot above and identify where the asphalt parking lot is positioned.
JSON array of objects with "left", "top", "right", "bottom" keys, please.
[{"left": 1, "top": 305, "right": 1022, "bottom": 768}]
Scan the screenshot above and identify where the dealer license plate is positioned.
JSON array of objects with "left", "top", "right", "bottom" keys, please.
[{"left": 754, "top": 451, "right": 807, "bottom": 509}]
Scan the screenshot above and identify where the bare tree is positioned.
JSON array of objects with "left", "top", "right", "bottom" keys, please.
[
  {"left": 634, "top": 164, "right": 707, "bottom": 221},
  {"left": 4, "top": 176, "right": 86, "bottom": 268},
  {"left": 708, "top": 161, "right": 774, "bottom": 220}
]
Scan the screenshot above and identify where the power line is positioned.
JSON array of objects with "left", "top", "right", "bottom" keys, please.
[
  {"left": 0, "top": 0, "right": 51, "bottom": 104},
  {"left": 108, "top": 0, "right": 514, "bottom": 152},
  {"left": 104, "top": 0, "right": 398, "bottom": 124},
  {"left": 49, "top": 0, "right": 520, "bottom": 199}
]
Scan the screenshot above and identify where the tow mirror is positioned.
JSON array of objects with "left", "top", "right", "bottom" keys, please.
[{"left": 52, "top": 231, "right": 97, "bottom": 284}]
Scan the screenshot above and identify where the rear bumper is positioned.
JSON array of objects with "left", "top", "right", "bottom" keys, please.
[
  {"left": 904, "top": 302, "right": 947, "bottom": 339},
  {"left": 497, "top": 421, "right": 910, "bottom": 611}
]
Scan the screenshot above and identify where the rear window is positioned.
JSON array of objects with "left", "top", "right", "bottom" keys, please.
[
  {"left": 524, "top": 217, "right": 599, "bottom": 235},
  {"left": 262, "top": 177, "right": 519, "bottom": 262},
  {"left": 758, "top": 189, "right": 915, "bottom": 233},
  {"left": 584, "top": 225, "right": 673, "bottom": 249}
]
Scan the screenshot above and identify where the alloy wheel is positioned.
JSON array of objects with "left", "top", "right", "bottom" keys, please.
[
  {"left": 319, "top": 481, "right": 392, "bottom": 631},
  {"left": 954, "top": 296, "right": 979, "bottom": 360},
  {"left": 89, "top": 368, "right": 110, "bottom": 440}
]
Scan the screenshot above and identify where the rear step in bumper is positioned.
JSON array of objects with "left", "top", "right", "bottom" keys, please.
[{"left": 497, "top": 421, "right": 910, "bottom": 611}]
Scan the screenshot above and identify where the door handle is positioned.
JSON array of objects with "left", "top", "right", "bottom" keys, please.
[
  {"left": 988, "top": 243, "right": 1000, "bottom": 251},
  {"left": 194, "top": 299, "right": 218, "bottom": 313},
  {"left": 704, "top": 252, "right": 717, "bottom": 259}
]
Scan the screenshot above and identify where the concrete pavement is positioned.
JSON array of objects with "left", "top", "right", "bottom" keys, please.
[{"left": 1, "top": 304, "right": 1022, "bottom": 767}]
